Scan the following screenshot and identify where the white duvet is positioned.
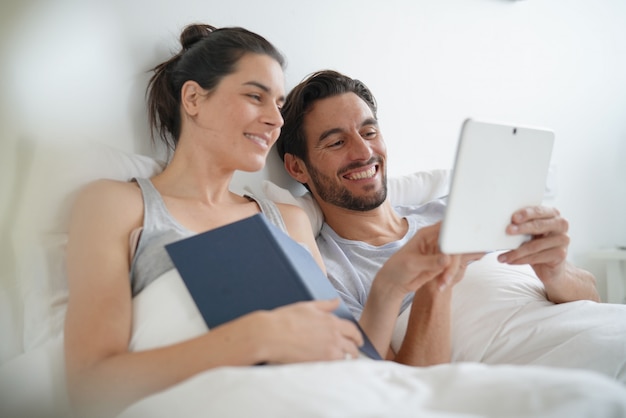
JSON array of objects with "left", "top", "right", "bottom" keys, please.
[
  {"left": 395, "top": 252, "right": 626, "bottom": 382},
  {"left": 2, "top": 254, "right": 626, "bottom": 418},
  {"left": 120, "top": 360, "right": 626, "bottom": 418},
  {"left": 120, "top": 253, "right": 626, "bottom": 417}
]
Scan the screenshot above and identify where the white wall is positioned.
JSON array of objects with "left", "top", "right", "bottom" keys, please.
[{"left": 2, "top": 0, "right": 625, "bottom": 296}]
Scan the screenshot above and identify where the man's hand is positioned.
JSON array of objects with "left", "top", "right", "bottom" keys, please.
[
  {"left": 498, "top": 206, "right": 569, "bottom": 282},
  {"left": 498, "top": 206, "right": 599, "bottom": 303},
  {"left": 377, "top": 222, "right": 482, "bottom": 295}
]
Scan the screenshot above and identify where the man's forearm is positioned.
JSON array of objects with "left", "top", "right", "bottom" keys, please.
[
  {"left": 359, "top": 280, "right": 407, "bottom": 359},
  {"left": 394, "top": 284, "right": 452, "bottom": 366},
  {"left": 544, "top": 262, "right": 600, "bottom": 304}
]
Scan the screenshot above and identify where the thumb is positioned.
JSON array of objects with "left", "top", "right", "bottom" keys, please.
[{"left": 312, "top": 298, "right": 341, "bottom": 312}]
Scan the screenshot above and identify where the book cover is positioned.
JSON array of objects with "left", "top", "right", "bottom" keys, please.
[{"left": 165, "top": 213, "right": 381, "bottom": 360}]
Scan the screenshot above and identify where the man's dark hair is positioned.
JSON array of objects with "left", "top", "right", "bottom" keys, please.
[{"left": 276, "top": 70, "right": 377, "bottom": 162}]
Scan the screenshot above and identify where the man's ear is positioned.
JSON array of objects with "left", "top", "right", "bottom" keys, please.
[
  {"left": 283, "top": 153, "right": 310, "bottom": 184},
  {"left": 180, "top": 81, "right": 205, "bottom": 116}
]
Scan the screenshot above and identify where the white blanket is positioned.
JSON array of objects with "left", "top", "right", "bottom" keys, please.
[
  {"left": 119, "top": 360, "right": 626, "bottom": 418},
  {"left": 119, "top": 266, "right": 626, "bottom": 418},
  {"left": 393, "top": 252, "right": 626, "bottom": 383},
  {"left": 3, "top": 262, "right": 626, "bottom": 418}
]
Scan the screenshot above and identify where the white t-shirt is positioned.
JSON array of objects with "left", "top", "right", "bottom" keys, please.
[{"left": 316, "top": 199, "right": 446, "bottom": 319}]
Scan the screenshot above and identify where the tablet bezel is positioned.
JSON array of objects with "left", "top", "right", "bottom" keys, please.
[{"left": 438, "top": 118, "right": 555, "bottom": 254}]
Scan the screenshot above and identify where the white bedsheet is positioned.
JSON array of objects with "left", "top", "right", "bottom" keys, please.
[
  {"left": 123, "top": 266, "right": 626, "bottom": 417},
  {"left": 2, "top": 262, "right": 626, "bottom": 418},
  {"left": 119, "top": 360, "right": 626, "bottom": 418}
]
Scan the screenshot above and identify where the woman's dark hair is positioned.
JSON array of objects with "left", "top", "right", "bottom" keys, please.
[
  {"left": 276, "top": 70, "right": 377, "bottom": 163},
  {"left": 147, "top": 23, "right": 285, "bottom": 151}
]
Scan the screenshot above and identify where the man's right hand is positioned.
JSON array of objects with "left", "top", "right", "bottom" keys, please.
[{"left": 376, "top": 222, "right": 483, "bottom": 296}]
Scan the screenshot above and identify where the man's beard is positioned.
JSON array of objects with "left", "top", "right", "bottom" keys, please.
[{"left": 306, "top": 158, "right": 387, "bottom": 211}]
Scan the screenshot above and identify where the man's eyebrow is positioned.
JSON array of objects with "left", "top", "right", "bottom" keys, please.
[
  {"left": 243, "top": 81, "right": 285, "bottom": 102},
  {"left": 318, "top": 117, "right": 379, "bottom": 142}
]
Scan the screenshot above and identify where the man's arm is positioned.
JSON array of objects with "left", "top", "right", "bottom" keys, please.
[
  {"left": 539, "top": 261, "right": 599, "bottom": 304},
  {"left": 359, "top": 223, "right": 480, "bottom": 364},
  {"left": 392, "top": 283, "right": 452, "bottom": 365},
  {"left": 392, "top": 253, "right": 477, "bottom": 366}
]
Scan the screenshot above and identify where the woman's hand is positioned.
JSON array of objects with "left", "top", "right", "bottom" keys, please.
[{"left": 255, "top": 299, "right": 363, "bottom": 363}]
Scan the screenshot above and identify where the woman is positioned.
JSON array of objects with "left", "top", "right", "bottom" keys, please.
[{"left": 64, "top": 23, "right": 363, "bottom": 417}]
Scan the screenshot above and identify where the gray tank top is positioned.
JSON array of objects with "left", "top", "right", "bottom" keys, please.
[{"left": 129, "top": 177, "right": 288, "bottom": 297}]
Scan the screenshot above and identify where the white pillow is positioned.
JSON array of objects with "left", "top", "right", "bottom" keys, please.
[
  {"left": 10, "top": 138, "right": 449, "bottom": 354},
  {"left": 12, "top": 140, "right": 165, "bottom": 352},
  {"left": 262, "top": 168, "right": 450, "bottom": 234}
]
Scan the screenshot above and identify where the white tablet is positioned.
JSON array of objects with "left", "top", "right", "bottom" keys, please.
[{"left": 439, "top": 118, "right": 555, "bottom": 254}]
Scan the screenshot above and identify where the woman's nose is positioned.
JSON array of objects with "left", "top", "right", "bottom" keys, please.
[{"left": 262, "top": 104, "right": 284, "bottom": 128}]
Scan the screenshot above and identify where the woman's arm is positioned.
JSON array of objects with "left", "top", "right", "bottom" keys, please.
[
  {"left": 277, "top": 203, "right": 327, "bottom": 273},
  {"left": 65, "top": 186, "right": 362, "bottom": 417}
]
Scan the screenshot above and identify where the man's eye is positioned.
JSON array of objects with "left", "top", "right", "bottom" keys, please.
[
  {"left": 327, "top": 139, "right": 344, "bottom": 148},
  {"left": 362, "top": 131, "right": 377, "bottom": 138}
]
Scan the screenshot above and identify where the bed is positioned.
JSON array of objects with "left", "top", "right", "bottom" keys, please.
[{"left": 1, "top": 139, "right": 625, "bottom": 418}]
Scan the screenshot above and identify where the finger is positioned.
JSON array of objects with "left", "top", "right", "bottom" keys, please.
[
  {"left": 342, "top": 319, "right": 364, "bottom": 347},
  {"left": 511, "top": 206, "right": 560, "bottom": 224},
  {"left": 438, "top": 254, "right": 463, "bottom": 290},
  {"left": 412, "top": 254, "right": 452, "bottom": 287},
  {"left": 500, "top": 233, "right": 569, "bottom": 263},
  {"left": 498, "top": 235, "right": 569, "bottom": 264},
  {"left": 311, "top": 298, "right": 341, "bottom": 312},
  {"left": 502, "top": 246, "right": 568, "bottom": 267},
  {"left": 340, "top": 340, "right": 361, "bottom": 360},
  {"left": 401, "top": 252, "right": 450, "bottom": 277},
  {"left": 507, "top": 217, "right": 569, "bottom": 236},
  {"left": 462, "top": 252, "right": 486, "bottom": 263}
]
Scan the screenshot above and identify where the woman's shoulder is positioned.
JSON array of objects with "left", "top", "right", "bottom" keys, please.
[
  {"left": 70, "top": 178, "right": 144, "bottom": 232},
  {"left": 274, "top": 201, "right": 309, "bottom": 225},
  {"left": 274, "top": 202, "right": 316, "bottom": 240},
  {"left": 74, "top": 178, "right": 141, "bottom": 206}
]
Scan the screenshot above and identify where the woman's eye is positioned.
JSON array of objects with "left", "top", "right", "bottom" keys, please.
[{"left": 247, "top": 94, "right": 262, "bottom": 101}]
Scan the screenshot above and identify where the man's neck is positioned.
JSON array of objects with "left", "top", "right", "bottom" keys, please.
[{"left": 321, "top": 200, "right": 407, "bottom": 246}]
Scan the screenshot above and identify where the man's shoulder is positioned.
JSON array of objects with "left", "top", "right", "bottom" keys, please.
[{"left": 394, "top": 198, "right": 447, "bottom": 218}]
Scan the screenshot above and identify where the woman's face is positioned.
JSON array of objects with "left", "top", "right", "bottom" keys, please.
[{"left": 187, "top": 53, "right": 285, "bottom": 173}]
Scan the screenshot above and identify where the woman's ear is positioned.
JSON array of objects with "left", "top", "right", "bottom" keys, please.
[
  {"left": 283, "top": 153, "right": 310, "bottom": 184},
  {"left": 180, "top": 81, "right": 204, "bottom": 116}
]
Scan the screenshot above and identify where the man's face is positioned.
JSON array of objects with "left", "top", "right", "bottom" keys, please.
[{"left": 301, "top": 92, "right": 387, "bottom": 211}]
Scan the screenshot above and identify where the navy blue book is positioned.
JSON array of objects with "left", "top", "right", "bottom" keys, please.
[{"left": 165, "top": 213, "right": 382, "bottom": 360}]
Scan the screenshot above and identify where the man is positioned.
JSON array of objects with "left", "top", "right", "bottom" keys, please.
[{"left": 275, "top": 70, "right": 603, "bottom": 368}]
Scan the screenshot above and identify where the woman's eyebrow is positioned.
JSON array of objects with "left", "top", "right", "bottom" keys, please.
[{"left": 243, "top": 81, "right": 285, "bottom": 102}]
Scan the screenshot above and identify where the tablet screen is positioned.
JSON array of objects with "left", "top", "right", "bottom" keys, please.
[{"left": 439, "top": 118, "right": 554, "bottom": 254}]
